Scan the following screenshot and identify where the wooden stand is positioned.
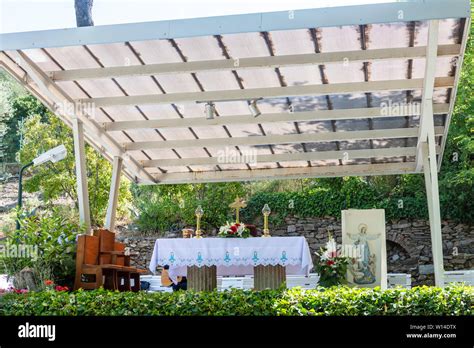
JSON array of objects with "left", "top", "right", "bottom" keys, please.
[
  {"left": 187, "top": 265, "right": 217, "bottom": 291},
  {"left": 254, "top": 265, "right": 286, "bottom": 290}
]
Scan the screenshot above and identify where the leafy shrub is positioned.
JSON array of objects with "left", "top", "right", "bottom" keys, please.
[
  {"left": 1, "top": 208, "right": 83, "bottom": 289},
  {"left": 0, "top": 285, "right": 472, "bottom": 316},
  {"left": 131, "top": 182, "right": 246, "bottom": 234}
]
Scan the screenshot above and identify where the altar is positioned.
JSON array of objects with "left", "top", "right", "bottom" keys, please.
[{"left": 149, "top": 236, "right": 313, "bottom": 290}]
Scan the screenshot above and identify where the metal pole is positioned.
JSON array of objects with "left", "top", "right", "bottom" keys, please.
[{"left": 16, "top": 161, "right": 33, "bottom": 230}]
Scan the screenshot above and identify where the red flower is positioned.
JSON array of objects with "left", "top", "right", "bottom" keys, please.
[
  {"left": 44, "top": 280, "right": 54, "bottom": 286},
  {"left": 230, "top": 226, "right": 237, "bottom": 233},
  {"left": 326, "top": 260, "right": 335, "bottom": 266},
  {"left": 235, "top": 223, "right": 240, "bottom": 227},
  {"left": 55, "top": 285, "right": 69, "bottom": 291},
  {"left": 13, "top": 288, "right": 28, "bottom": 294}
]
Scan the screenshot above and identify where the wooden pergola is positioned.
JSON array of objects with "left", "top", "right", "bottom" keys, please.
[{"left": 0, "top": 0, "right": 470, "bottom": 286}]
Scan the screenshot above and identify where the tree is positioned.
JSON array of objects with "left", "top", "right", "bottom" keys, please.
[
  {"left": 18, "top": 113, "right": 132, "bottom": 225},
  {"left": 0, "top": 71, "right": 32, "bottom": 164},
  {"left": 74, "top": 0, "right": 94, "bottom": 27}
]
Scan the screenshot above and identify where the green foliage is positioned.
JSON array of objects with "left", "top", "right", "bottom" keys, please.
[
  {"left": 241, "top": 176, "right": 431, "bottom": 226},
  {"left": 18, "top": 113, "right": 132, "bottom": 225},
  {"left": 437, "top": 19, "right": 474, "bottom": 222},
  {"left": 0, "top": 285, "right": 472, "bottom": 316},
  {"left": 1, "top": 208, "right": 83, "bottom": 288},
  {"left": 0, "top": 71, "right": 42, "bottom": 163},
  {"left": 131, "top": 182, "right": 245, "bottom": 233}
]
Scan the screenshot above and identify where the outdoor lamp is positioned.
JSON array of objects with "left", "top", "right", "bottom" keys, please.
[
  {"left": 32, "top": 144, "right": 67, "bottom": 166},
  {"left": 16, "top": 145, "right": 67, "bottom": 230},
  {"left": 248, "top": 100, "right": 261, "bottom": 117},
  {"left": 262, "top": 204, "right": 271, "bottom": 237},
  {"left": 205, "top": 102, "right": 215, "bottom": 119},
  {"left": 195, "top": 205, "right": 204, "bottom": 239}
]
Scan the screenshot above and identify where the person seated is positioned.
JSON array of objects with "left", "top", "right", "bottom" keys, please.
[{"left": 161, "top": 265, "right": 187, "bottom": 291}]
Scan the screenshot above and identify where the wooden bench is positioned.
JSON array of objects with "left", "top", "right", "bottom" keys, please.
[
  {"left": 95, "top": 229, "right": 147, "bottom": 292},
  {"left": 74, "top": 234, "right": 125, "bottom": 290},
  {"left": 74, "top": 229, "right": 146, "bottom": 291}
]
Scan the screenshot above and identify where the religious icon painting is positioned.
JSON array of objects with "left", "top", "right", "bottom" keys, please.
[{"left": 341, "top": 209, "right": 387, "bottom": 289}]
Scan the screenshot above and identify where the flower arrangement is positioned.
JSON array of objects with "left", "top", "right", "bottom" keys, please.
[
  {"left": 315, "top": 234, "right": 349, "bottom": 287},
  {"left": 218, "top": 222, "right": 250, "bottom": 238}
]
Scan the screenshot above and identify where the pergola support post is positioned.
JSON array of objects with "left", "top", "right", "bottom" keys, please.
[
  {"left": 421, "top": 108, "right": 444, "bottom": 287},
  {"left": 72, "top": 117, "right": 91, "bottom": 234},
  {"left": 105, "top": 156, "right": 123, "bottom": 231}
]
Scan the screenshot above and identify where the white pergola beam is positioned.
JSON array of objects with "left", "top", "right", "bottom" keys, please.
[
  {"left": 141, "top": 147, "right": 440, "bottom": 168},
  {"left": 104, "top": 156, "right": 123, "bottom": 231},
  {"left": 48, "top": 45, "right": 460, "bottom": 81},
  {"left": 78, "top": 77, "right": 454, "bottom": 108},
  {"left": 4, "top": 50, "right": 156, "bottom": 184},
  {"left": 0, "top": 53, "right": 138, "bottom": 184},
  {"left": 149, "top": 162, "right": 417, "bottom": 185},
  {"left": 422, "top": 141, "right": 444, "bottom": 287},
  {"left": 72, "top": 118, "right": 91, "bottom": 234},
  {"left": 103, "top": 104, "right": 450, "bottom": 132},
  {"left": 124, "top": 126, "right": 445, "bottom": 151},
  {"left": 1, "top": 1, "right": 469, "bottom": 51},
  {"left": 415, "top": 20, "right": 439, "bottom": 171}
]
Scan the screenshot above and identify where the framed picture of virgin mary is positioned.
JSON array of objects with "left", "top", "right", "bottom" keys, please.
[{"left": 342, "top": 209, "right": 387, "bottom": 289}]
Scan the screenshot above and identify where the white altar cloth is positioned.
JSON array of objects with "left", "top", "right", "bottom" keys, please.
[{"left": 149, "top": 236, "right": 313, "bottom": 283}]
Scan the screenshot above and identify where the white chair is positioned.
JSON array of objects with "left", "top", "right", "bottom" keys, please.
[
  {"left": 387, "top": 273, "right": 411, "bottom": 289},
  {"left": 444, "top": 270, "right": 474, "bottom": 286},
  {"left": 286, "top": 275, "right": 319, "bottom": 289},
  {"left": 220, "top": 277, "right": 244, "bottom": 290},
  {"left": 242, "top": 277, "right": 254, "bottom": 289}
]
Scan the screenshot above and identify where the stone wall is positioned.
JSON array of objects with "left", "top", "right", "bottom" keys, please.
[{"left": 118, "top": 218, "right": 474, "bottom": 286}]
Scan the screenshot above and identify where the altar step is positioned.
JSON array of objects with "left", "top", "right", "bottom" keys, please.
[
  {"left": 141, "top": 273, "right": 422, "bottom": 292},
  {"left": 141, "top": 273, "right": 321, "bottom": 291}
]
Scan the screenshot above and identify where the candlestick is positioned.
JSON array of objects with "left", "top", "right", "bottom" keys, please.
[
  {"left": 262, "top": 204, "right": 271, "bottom": 237},
  {"left": 195, "top": 205, "right": 204, "bottom": 239}
]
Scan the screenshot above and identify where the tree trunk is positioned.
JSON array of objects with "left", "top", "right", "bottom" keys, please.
[{"left": 74, "top": 0, "right": 94, "bottom": 27}]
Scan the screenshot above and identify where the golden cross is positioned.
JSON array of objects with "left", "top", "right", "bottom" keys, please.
[{"left": 229, "top": 197, "right": 247, "bottom": 224}]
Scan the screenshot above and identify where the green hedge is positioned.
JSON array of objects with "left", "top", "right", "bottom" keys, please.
[
  {"left": 241, "top": 189, "right": 429, "bottom": 227},
  {"left": 1, "top": 286, "right": 472, "bottom": 316}
]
